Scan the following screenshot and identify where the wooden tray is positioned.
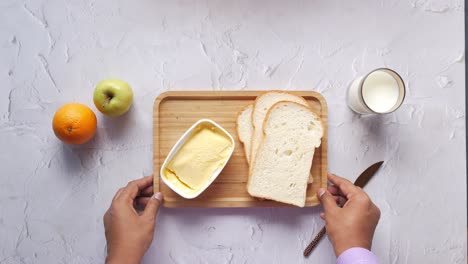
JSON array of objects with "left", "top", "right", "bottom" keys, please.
[{"left": 153, "top": 91, "right": 328, "bottom": 208}]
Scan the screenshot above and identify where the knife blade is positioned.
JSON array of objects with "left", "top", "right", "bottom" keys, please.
[
  {"left": 354, "top": 161, "right": 384, "bottom": 188},
  {"left": 303, "top": 161, "right": 384, "bottom": 257}
]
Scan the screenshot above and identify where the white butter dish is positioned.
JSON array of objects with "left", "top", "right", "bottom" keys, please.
[{"left": 160, "top": 119, "right": 235, "bottom": 199}]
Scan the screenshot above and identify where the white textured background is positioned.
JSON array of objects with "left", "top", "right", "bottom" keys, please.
[{"left": 0, "top": 0, "right": 466, "bottom": 263}]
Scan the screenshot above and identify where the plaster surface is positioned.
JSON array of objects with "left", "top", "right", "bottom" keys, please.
[{"left": 0, "top": 1, "right": 466, "bottom": 263}]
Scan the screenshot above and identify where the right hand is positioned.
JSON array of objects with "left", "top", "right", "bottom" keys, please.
[{"left": 317, "top": 173, "right": 381, "bottom": 257}]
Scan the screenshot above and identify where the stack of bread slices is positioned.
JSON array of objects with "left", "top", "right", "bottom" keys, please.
[{"left": 236, "top": 91, "right": 324, "bottom": 207}]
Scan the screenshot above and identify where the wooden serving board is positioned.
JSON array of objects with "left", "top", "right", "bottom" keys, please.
[{"left": 153, "top": 91, "right": 328, "bottom": 208}]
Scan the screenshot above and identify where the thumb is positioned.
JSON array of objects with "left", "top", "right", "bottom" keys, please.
[
  {"left": 317, "top": 188, "right": 338, "bottom": 213},
  {"left": 142, "top": 192, "right": 163, "bottom": 220}
]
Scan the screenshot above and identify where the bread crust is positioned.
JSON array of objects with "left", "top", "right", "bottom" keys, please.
[{"left": 235, "top": 102, "right": 254, "bottom": 166}]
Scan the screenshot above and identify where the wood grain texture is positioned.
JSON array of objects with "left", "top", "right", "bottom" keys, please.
[{"left": 153, "top": 91, "right": 328, "bottom": 208}]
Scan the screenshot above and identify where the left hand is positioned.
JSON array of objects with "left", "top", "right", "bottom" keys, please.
[{"left": 104, "top": 176, "right": 163, "bottom": 264}]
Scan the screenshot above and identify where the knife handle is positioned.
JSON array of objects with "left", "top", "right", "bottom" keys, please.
[{"left": 303, "top": 226, "right": 326, "bottom": 257}]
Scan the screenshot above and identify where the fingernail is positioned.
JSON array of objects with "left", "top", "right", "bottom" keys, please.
[
  {"left": 318, "top": 188, "right": 325, "bottom": 197},
  {"left": 153, "top": 192, "right": 163, "bottom": 201}
]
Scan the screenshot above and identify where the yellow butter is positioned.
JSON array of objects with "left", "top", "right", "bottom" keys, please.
[
  {"left": 164, "top": 123, "right": 232, "bottom": 194},
  {"left": 164, "top": 169, "right": 197, "bottom": 195}
]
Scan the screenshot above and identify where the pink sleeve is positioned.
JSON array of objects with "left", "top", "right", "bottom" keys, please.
[{"left": 336, "top": 247, "right": 379, "bottom": 264}]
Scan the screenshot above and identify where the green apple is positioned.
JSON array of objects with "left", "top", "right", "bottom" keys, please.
[{"left": 93, "top": 79, "right": 133, "bottom": 117}]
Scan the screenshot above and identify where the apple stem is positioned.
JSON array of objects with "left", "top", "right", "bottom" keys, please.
[
  {"left": 104, "top": 91, "right": 114, "bottom": 106},
  {"left": 104, "top": 96, "right": 111, "bottom": 105}
]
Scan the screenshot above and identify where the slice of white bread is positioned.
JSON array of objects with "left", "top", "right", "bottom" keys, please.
[
  {"left": 237, "top": 103, "right": 313, "bottom": 183},
  {"left": 247, "top": 101, "right": 323, "bottom": 207},
  {"left": 236, "top": 103, "right": 254, "bottom": 165},
  {"left": 238, "top": 93, "right": 314, "bottom": 183},
  {"left": 250, "top": 92, "right": 308, "bottom": 166}
]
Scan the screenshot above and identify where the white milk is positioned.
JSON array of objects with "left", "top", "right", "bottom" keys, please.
[
  {"left": 362, "top": 71, "right": 400, "bottom": 113},
  {"left": 347, "top": 68, "right": 405, "bottom": 114}
]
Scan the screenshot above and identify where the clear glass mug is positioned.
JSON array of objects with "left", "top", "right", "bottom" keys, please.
[{"left": 347, "top": 68, "right": 406, "bottom": 114}]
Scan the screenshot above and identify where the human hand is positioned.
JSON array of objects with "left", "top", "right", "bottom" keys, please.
[
  {"left": 317, "top": 173, "right": 380, "bottom": 257},
  {"left": 104, "top": 176, "right": 163, "bottom": 264}
]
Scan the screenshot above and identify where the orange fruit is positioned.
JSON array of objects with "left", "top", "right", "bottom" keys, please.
[{"left": 52, "top": 103, "right": 97, "bottom": 145}]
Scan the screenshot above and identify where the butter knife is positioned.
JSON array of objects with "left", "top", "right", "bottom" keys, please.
[{"left": 303, "top": 161, "right": 384, "bottom": 257}]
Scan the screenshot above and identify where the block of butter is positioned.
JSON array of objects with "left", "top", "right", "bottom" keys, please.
[{"left": 160, "top": 119, "right": 235, "bottom": 199}]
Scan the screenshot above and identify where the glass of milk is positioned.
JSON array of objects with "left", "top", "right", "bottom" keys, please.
[{"left": 347, "top": 68, "right": 406, "bottom": 114}]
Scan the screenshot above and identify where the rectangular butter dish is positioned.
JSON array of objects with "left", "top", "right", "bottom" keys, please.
[{"left": 160, "top": 119, "right": 235, "bottom": 199}]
